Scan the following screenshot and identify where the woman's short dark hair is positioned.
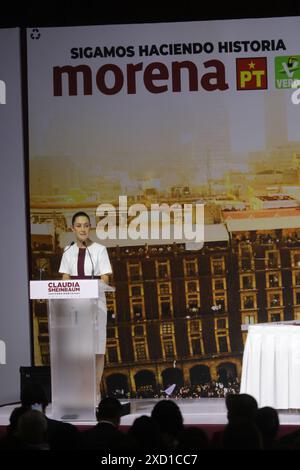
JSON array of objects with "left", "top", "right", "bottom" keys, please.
[{"left": 72, "top": 211, "right": 90, "bottom": 226}]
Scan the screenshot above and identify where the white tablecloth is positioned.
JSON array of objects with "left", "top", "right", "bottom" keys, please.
[{"left": 240, "top": 324, "right": 300, "bottom": 409}]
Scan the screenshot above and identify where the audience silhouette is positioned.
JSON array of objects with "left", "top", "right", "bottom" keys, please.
[
  {"left": 81, "top": 397, "right": 127, "bottom": 451},
  {"left": 1, "top": 390, "right": 299, "bottom": 452}
]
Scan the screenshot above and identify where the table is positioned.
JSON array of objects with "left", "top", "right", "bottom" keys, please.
[{"left": 240, "top": 323, "right": 300, "bottom": 409}]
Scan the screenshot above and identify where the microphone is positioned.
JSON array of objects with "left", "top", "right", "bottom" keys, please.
[
  {"left": 82, "top": 241, "right": 94, "bottom": 278},
  {"left": 63, "top": 241, "right": 75, "bottom": 253}
]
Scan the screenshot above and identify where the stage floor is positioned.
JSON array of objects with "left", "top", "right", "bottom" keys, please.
[{"left": 1, "top": 398, "right": 300, "bottom": 427}]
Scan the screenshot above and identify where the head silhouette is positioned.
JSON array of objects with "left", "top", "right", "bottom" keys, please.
[
  {"left": 226, "top": 393, "right": 258, "bottom": 424},
  {"left": 96, "top": 397, "right": 123, "bottom": 426}
]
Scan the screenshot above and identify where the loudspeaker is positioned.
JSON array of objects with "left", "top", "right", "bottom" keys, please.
[{"left": 20, "top": 366, "right": 51, "bottom": 403}]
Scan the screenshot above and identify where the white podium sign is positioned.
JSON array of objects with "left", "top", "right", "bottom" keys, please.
[{"left": 30, "top": 280, "right": 99, "bottom": 299}]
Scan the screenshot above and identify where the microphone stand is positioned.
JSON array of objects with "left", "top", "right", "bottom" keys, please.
[{"left": 38, "top": 262, "right": 48, "bottom": 280}]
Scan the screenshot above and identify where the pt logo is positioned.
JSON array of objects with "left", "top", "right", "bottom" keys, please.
[
  {"left": 236, "top": 57, "right": 268, "bottom": 90},
  {"left": 275, "top": 55, "right": 300, "bottom": 88},
  {"left": 0, "top": 79, "right": 6, "bottom": 104}
]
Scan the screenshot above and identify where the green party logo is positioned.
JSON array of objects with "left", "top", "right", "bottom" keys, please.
[{"left": 275, "top": 56, "right": 300, "bottom": 89}]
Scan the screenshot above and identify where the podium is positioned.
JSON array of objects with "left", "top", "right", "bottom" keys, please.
[{"left": 30, "top": 279, "right": 115, "bottom": 421}]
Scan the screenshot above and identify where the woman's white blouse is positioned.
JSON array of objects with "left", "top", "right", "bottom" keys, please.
[{"left": 59, "top": 242, "right": 112, "bottom": 277}]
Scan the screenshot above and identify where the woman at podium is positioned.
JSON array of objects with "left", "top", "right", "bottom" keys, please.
[{"left": 59, "top": 211, "right": 112, "bottom": 401}]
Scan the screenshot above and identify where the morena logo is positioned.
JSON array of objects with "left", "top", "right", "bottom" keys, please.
[
  {"left": 53, "top": 60, "right": 229, "bottom": 96},
  {"left": 0, "top": 79, "right": 6, "bottom": 104}
]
